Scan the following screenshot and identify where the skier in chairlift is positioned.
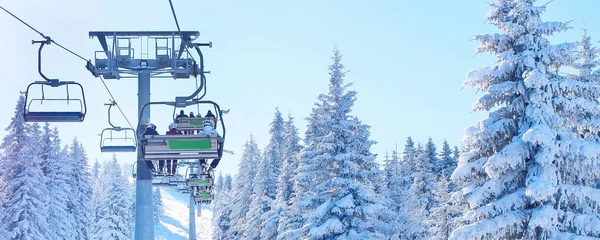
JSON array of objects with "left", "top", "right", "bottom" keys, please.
[
  {"left": 142, "top": 123, "right": 159, "bottom": 173},
  {"left": 164, "top": 123, "right": 181, "bottom": 175},
  {"left": 200, "top": 110, "right": 221, "bottom": 175}
]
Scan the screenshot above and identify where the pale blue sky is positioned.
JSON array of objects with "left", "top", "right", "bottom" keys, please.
[{"left": 0, "top": 0, "right": 597, "bottom": 176}]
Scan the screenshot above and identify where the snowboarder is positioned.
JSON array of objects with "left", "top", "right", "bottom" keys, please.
[
  {"left": 165, "top": 123, "right": 181, "bottom": 175},
  {"left": 142, "top": 123, "right": 159, "bottom": 173}
]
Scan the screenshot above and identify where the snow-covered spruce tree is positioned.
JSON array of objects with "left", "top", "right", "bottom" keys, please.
[
  {"left": 382, "top": 149, "right": 409, "bottom": 239},
  {"left": 41, "top": 125, "right": 76, "bottom": 240},
  {"left": 275, "top": 114, "right": 304, "bottom": 240},
  {"left": 400, "top": 137, "right": 416, "bottom": 188},
  {"left": 438, "top": 139, "right": 455, "bottom": 179},
  {"left": 571, "top": 29, "right": 600, "bottom": 84},
  {"left": 451, "top": 1, "right": 600, "bottom": 239},
  {"left": 425, "top": 137, "right": 438, "bottom": 174},
  {"left": 213, "top": 173, "right": 234, "bottom": 240},
  {"left": 212, "top": 173, "right": 225, "bottom": 239},
  {"left": 68, "top": 138, "right": 93, "bottom": 240},
  {"left": 284, "top": 49, "right": 384, "bottom": 239},
  {"left": 0, "top": 94, "right": 51, "bottom": 240},
  {"left": 29, "top": 123, "right": 43, "bottom": 163},
  {"left": 153, "top": 187, "right": 163, "bottom": 222},
  {"left": 244, "top": 152, "right": 275, "bottom": 239},
  {"left": 572, "top": 30, "right": 600, "bottom": 189},
  {"left": 92, "top": 158, "right": 101, "bottom": 180},
  {"left": 92, "top": 155, "right": 132, "bottom": 240},
  {"left": 91, "top": 160, "right": 104, "bottom": 231},
  {"left": 242, "top": 109, "right": 286, "bottom": 240},
  {"left": 429, "top": 170, "right": 461, "bottom": 240},
  {"left": 452, "top": 146, "right": 460, "bottom": 162},
  {"left": 569, "top": 28, "right": 600, "bottom": 144},
  {"left": 404, "top": 144, "right": 433, "bottom": 239},
  {"left": 227, "top": 136, "right": 261, "bottom": 239}
]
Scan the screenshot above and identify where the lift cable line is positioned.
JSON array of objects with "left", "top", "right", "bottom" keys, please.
[
  {"left": 0, "top": 5, "right": 88, "bottom": 62},
  {"left": 0, "top": 5, "right": 134, "bottom": 128},
  {"left": 99, "top": 75, "right": 135, "bottom": 130}
]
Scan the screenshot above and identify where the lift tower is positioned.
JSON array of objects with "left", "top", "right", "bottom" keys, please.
[{"left": 88, "top": 31, "right": 202, "bottom": 240}]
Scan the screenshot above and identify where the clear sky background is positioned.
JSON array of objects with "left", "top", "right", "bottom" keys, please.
[{"left": 0, "top": 0, "right": 597, "bottom": 177}]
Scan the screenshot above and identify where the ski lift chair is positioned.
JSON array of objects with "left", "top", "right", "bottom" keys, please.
[
  {"left": 100, "top": 127, "right": 137, "bottom": 152},
  {"left": 24, "top": 39, "right": 87, "bottom": 122},
  {"left": 140, "top": 100, "right": 226, "bottom": 161},
  {"left": 194, "top": 192, "right": 213, "bottom": 204},
  {"left": 24, "top": 81, "right": 87, "bottom": 122}
]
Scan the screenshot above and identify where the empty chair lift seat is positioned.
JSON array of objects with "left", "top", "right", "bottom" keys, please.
[
  {"left": 101, "top": 145, "right": 136, "bottom": 152},
  {"left": 142, "top": 134, "right": 220, "bottom": 160},
  {"left": 25, "top": 111, "right": 85, "bottom": 122},
  {"left": 175, "top": 117, "right": 217, "bottom": 132}
]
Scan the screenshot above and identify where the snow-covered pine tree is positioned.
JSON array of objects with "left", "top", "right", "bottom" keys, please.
[
  {"left": 572, "top": 29, "right": 600, "bottom": 189},
  {"left": 91, "top": 160, "right": 104, "bottom": 231},
  {"left": 438, "top": 139, "right": 455, "bottom": 180},
  {"left": 400, "top": 137, "right": 416, "bottom": 188},
  {"left": 245, "top": 109, "right": 287, "bottom": 240},
  {"left": 429, "top": 170, "right": 461, "bottom": 240},
  {"left": 451, "top": 1, "right": 600, "bottom": 239},
  {"left": 425, "top": 137, "right": 438, "bottom": 174},
  {"left": 92, "top": 155, "right": 132, "bottom": 240},
  {"left": 275, "top": 114, "right": 304, "bottom": 239},
  {"left": 41, "top": 125, "right": 76, "bottom": 240},
  {"left": 212, "top": 172, "right": 225, "bottom": 238},
  {"left": 213, "top": 173, "right": 235, "bottom": 240},
  {"left": 92, "top": 159, "right": 101, "bottom": 180},
  {"left": 0, "top": 94, "right": 51, "bottom": 240},
  {"left": 29, "top": 123, "right": 43, "bottom": 164},
  {"left": 571, "top": 28, "right": 600, "bottom": 84},
  {"left": 285, "top": 49, "right": 384, "bottom": 239},
  {"left": 245, "top": 153, "right": 277, "bottom": 239},
  {"left": 452, "top": 146, "right": 460, "bottom": 162},
  {"left": 228, "top": 135, "right": 261, "bottom": 239},
  {"left": 215, "top": 172, "right": 224, "bottom": 193},
  {"left": 68, "top": 138, "right": 93, "bottom": 240},
  {"left": 382, "top": 149, "right": 409, "bottom": 239},
  {"left": 405, "top": 144, "right": 433, "bottom": 239},
  {"left": 570, "top": 28, "right": 600, "bottom": 144},
  {"left": 153, "top": 187, "right": 163, "bottom": 222}
]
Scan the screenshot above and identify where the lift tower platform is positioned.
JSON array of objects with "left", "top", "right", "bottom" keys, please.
[{"left": 87, "top": 31, "right": 205, "bottom": 240}]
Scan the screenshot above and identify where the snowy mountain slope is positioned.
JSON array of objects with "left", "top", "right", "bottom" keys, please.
[{"left": 155, "top": 186, "right": 213, "bottom": 240}]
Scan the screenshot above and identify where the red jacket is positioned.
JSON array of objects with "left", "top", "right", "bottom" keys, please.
[{"left": 166, "top": 129, "right": 180, "bottom": 135}]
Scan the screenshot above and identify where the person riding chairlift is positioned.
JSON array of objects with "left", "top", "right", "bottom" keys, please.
[
  {"left": 142, "top": 123, "right": 159, "bottom": 173},
  {"left": 198, "top": 116, "right": 220, "bottom": 176},
  {"left": 163, "top": 123, "right": 181, "bottom": 176},
  {"left": 188, "top": 112, "right": 196, "bottom": 134},
  {"left": 175, "top": 110, "right": 188, "bottom": 134}
]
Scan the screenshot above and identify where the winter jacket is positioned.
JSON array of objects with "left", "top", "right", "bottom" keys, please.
[
  {"left": 143, "top": 128, "right": 159, "bottom": 136},
  {"left": 166, "top": 129, "right": 181, "bottom": 135}
]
